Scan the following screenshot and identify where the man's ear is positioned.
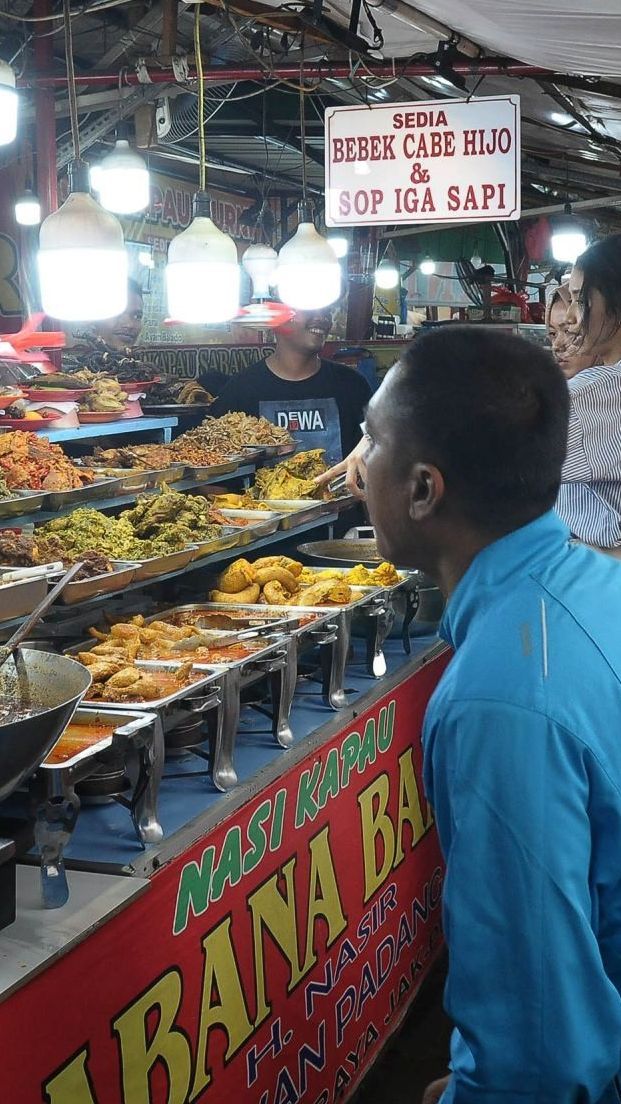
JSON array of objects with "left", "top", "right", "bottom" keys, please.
[{"left": 408, "top": 462, "right": 445, "bottom": 522}]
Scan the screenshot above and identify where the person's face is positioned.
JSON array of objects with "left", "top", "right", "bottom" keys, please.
[
  {"left": 565, "top": 266, "right": 611, "bottom": 360},
  {"left": 548, "top": 298, "right": 594, "bottom": 380},
  {"left": 276, "top": 309, "right": 332, "bottom": 354},
  {"left": 364, "top": 366, "right": 444, "bottom": 570},
  {"left": 95, "top": 290, "right": 143, "bottom": 350}
]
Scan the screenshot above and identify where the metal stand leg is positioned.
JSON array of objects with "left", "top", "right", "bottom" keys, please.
[
  {"left": 212, "top": 666, "right": 240, "bottom": 792},
  {"left": 126, "top": 716, "right": 165, "bottom": 846},
  {"left": 270, "top": 637, "right": 297, "bottom": 748},
  {"left": 322, "top": 609, "right": 352, "bottom": 710},
  {"left": 33, "top": 776, "right": 79, "bottom": 910}
]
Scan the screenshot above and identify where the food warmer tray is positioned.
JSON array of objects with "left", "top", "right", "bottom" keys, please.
[
  {"left": 0, "top": 490, "right": 46, "bottom": 519},
  {"left": 140, "top": 611, "right": 300, "bottom": 792},
  {"left": 191, "top": 527, "right": 241, "bottom": 559},
  {"left": 42, "top": 476, "right": 124, "bottom": 511},
  {"left": 56, "top": 561, "right": 140, "bottom": 604},
  {"left": 0, "top": 575, "right": 49, "bottom": 622},
  {"left": 132, "top": 544, "right": 198, "bottom": 581},
  {"left": 217, "top": 509, "right": 282, "bottom": 544},
  {"left": 29, "top": 708, "right": 161, "bottom": 908},
  {"left": 86, "top": 464, "right": 185, "bottom": 492},
  {"left": 241, "top": 442, "right": 296, "bottom": 458},
  {"left": 259, "top": 499, "right": 326, "bottom": 529},
  {"left": 182, "top": 459, "right": 240, "bottom": 480}
]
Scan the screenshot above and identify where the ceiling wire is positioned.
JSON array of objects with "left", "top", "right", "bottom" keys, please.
[
  {"left": 63, "top": 0, "right": 81, "bottom": 159},
  {"left": 194, "top": 3, "right": 206, "bottom": 192}
]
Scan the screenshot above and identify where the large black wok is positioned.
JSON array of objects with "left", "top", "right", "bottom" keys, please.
[{"left": 0, "top": 649, "right": 92, "bottom": 802}]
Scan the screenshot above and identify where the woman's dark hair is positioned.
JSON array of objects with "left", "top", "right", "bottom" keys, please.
[
  {"left": 575, "top": 233, "right": 621, "bottom": 347},
  {"left": 391, "top": 326, "right": 569, "bottom": 530}
]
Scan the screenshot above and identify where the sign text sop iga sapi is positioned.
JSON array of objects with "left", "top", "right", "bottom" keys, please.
[{"left": 324, "top": 95, "right": 521, "bottom": 226}]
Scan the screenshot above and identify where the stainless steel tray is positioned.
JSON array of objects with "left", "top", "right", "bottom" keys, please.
[
  {"left": 82, "top": 662, "right": 220, "bottom": 710},
  {"left": 43, "top": 477, "right": 123, "bottom": 511},
  {"left": 218, "top": 509, "right": 282, "bottom": 544},
  {"left": 0, "top": 575, "right": 48, "bottom": 622},
  {"left": 178, "top": 601, "right": 337, "bottom": 635},
  {"left": 296, "top": 538, "right": 395, "bottom": 566},
  {"left": 259, "top": 499, "right": 326, "bottom": 529},
  {"left": 40, "top": 707, "right": 155, "bottom": 769},
  {"left": 57, "top": 561, "right": 140, "bottom": 605},
  {"left": 298, "top": 563, "right": 412, "bottom": 593},
  {"left": 242, "top": 442, "right": 296, "bottom": 458},
  {"left": 182, "top": 459, "right": 240, "bottom": 480},
  {"left": 132, "top": 545, "right": 198, "bottom": 581},
  {"left": 88, "top": 464, "right": 185, "bottom": 492},
  {"left": 192, "top": 528, "right": 241, "bottom": 559},
  {"left": 0, "top": 490, "right": 46, "bottom": 518}
]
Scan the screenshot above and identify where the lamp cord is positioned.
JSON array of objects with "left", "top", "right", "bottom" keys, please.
[
  {"left": 194, "top": 4, "right": 206, "bottom": 192},
  {"left": 62, "top": 0, "right": 80, "bottom": 160},
  {"left": 299, "top": 52, "right": 308, "bottom": 203}
]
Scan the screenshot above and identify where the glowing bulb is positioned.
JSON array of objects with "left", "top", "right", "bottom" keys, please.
[
  {"left": 166, "top": 192, "right": 240, "bottom": 324},
  {"left": 470, "top": 252, "right": 482, "bottom": 269},
  {"left": 419, "top": 256, "right": 436, "bottom": 275},
  {"left": 551, "top": 227, "right": 587, "bottom": 264},
  {"left": 374, "top": 258, "right": 400, "bottom": 290},
  {"left": 276, "top": 219, "right": 341, "bottom": 310},
  {"left": 38, "top": 163, "right": 127, "bottom": 321},
  {"left": 242, "top": 243, "right": 278, "bottom": 299},
  {"left": 95, "top": 140, "right": 150, "bottom": 214},
  {"left": 14, "top": 191, "right": 41, "bottom": 227},
  {"left": 0, "top": 60, "right": 18, "bottom": 146},
  {"left": 327, "top": 235, "right": 349, "bottom": 259}
]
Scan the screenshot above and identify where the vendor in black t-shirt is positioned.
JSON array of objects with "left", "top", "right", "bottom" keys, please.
[{"left": 209, "top": 309, "right": 371, "bottom": 465}]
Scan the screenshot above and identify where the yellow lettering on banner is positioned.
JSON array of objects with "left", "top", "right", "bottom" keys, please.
[
  {"left": 302, "top": 826, "right": 347, "bottom": 972},
  {"left": 358, "top": 773, "right": 395, "bottom": 903},
  {"left": 248, "top": 856, "right": 305, "bottom": 1024},
  {"left": 43, "top": 1048, "right": 97, "bottom": 1104},
  {"left": 113, "top": 970, "right": 191, "bottom": 1104},
  {"left": 394, "top": 748, "right": 432, "bottom": 863},
  {"left": 191, "top": 916, "right": 254, "bottom": 1099}
]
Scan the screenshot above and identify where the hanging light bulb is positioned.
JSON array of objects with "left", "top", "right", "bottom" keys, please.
[
  {"left": 14, "top": 190, "right": 41, "bottom": 227},
  {"left": 277, "top": 203, "right": 341, "bottom": 310},
  {"left": 0, "top": 60, "right": 18, "bottom": 146},
  {"left": 165, "top": 6, "right": 239, "bottom": 324},
  {"left": 166, "top": 191, "right": 240, "bottom": 324},
  {"left": 242, "top": 243, "right": 278, "bottom": 299},
  {"left": 551, "top": 202, "right": 587, "bottom": 264},
  {"left": 327, "top": 235, "right": 349, "bottom": 260},
  {"left": 470, "top": 250, "right": 483, "bottom": 269},
  {"left": 96, "top": 139, "right": 150, "bottom": 214},
  {"left": 276, "top": 78, "right": 340, "bottom": 311},
  {"left": 38, "top": 160, "right": 128, "bottom": 320},
  {"left": 374, "top": 256, "right": 400, "bottom": 290},
  {"left": 419, "top": 255, "right": 436, "bottom": 276}
]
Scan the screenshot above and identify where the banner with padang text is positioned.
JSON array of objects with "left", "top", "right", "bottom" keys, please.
[{"left": 0, "top": 655, "right": 448, "bottom": 1104}]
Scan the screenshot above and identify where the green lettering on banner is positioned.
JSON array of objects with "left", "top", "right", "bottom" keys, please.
[
  {"left": 377, "top": 700, "right": 396, "bottom": 752},
  {"left": 358, "top": 717, "right": 378, "bottom": 772},
  {"left": 243, "top": 799, "right": 272, "bottom": 875},
  {"left": 295, "top": 760, "right": 322, "bottom": 827},
  {"left": 210, "top": 825, "right": 243, "bottom": 902},
  {"left": 172, "top": 845, "right": 215, "bottom": 935},
  {"left": 340, "top": 730, "right": 361, "bottom": 788},
  {"left": 317, "top": 747, "right": 340, "bottom": 808}
]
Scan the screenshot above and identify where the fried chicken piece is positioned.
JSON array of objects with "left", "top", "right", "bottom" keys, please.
[
  {"left": 109, "top": 624, "right": 140, "bottom": 640},
  {"left": 105, "top": 667, "right": 141, "bottom": 689}
]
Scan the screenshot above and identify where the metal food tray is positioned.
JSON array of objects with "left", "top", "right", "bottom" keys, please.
[
  {"left": 42, "top": 477, "right": 123, "bottom": 511},
  {"left": 168, "top": 601, "right": 337, "bottom": 636},
  {"left": 243, "top": 442, "right": 296, "bottom": 458},
  {"left": 298, "top": 563, "right": 412, "bottom": 592},
  {"left": 132, "top": 545, "right": 198, "bottom": 581},
  {"left": 89, "top": 464, "right": 185, "bottom": 492},
  {"left": 0, "top": 490, "right": 47, "bottom": 519},
  {"left": 259, "top": 499, "right": 326, "bottom": 529},
  {"left": 218, "top": 509, "right": 282, "bottom": 544},
  {"left": 191, "top": 528, "right": 241, "bottom": 559},
  {"left": 141, "top": 610, "right": 292, "bottom": 668},
  {"left": 57, "top": 560, "right": 140, "bottom": 605},
  {"left": 81, "top": 662, "right": 221, "bottom": 711},
  {"left": 182, "top": 459, "right": 240, "bottom": 480},
  {"left": 0, "top": 575, "right": 48, "bottom": 622}
]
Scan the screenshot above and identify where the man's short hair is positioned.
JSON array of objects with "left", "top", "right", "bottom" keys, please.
[{"left": 393, "top": 326, "right": 570, "bottom": 529}]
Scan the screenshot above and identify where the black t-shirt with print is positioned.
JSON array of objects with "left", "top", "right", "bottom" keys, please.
[{"left": 209, "top": 357, "right": 372, "bottom": 464}]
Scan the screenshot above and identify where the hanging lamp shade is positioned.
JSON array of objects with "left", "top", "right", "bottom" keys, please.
[
  {"left": 242, "top": 243, "right": 278, "bottom": 299},
  {"left": 166, "top": 191, "right": 240, "bottom": 324},
  {"left": 276, "top": 204, "right": 341, "bottom": 310},
  {"left": 0, "top": 60, "right": 17, "bottom": 146},
  {"left": 96, "top": 139, "right": 150, "bottom": 214},
  {"left": 38, "top": 160, "right": 128, "bottom": 321}
]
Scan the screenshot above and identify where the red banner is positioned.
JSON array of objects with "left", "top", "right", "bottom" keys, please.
[{"left": 0, "top": 656, "right": 448, "bottom": 1104}]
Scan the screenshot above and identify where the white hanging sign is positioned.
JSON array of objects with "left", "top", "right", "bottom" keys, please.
[{"left": 324, "top": 94, "right": 520, "bottom": 227}]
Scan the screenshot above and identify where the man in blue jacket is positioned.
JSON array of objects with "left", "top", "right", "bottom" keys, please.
[{"left": 363, "top": 326, "right": 621, "bottom": 1104}]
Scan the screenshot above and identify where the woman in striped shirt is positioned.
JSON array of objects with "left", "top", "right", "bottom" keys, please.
[{"left": 555, "top": 233, "right": 621, "bottom": 550}]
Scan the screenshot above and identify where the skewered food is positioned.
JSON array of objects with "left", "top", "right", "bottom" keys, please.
[
  {"left": 252, "top": 450, "right": 328, "bottom": 500},
  {"left": 180, "top": 412, "right": 293, "bottom": 453},
  {"left": 0, "top": 431, "right": 95, "bottom": 490}
]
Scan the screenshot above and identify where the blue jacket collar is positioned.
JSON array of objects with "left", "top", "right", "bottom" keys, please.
[{"left": 440, "top": 511, "right": 571, "bottom": 650}]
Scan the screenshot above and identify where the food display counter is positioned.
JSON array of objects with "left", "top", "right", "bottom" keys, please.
[{"left": 0, "top": 415, "right": 448, "bottom": 1104}]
